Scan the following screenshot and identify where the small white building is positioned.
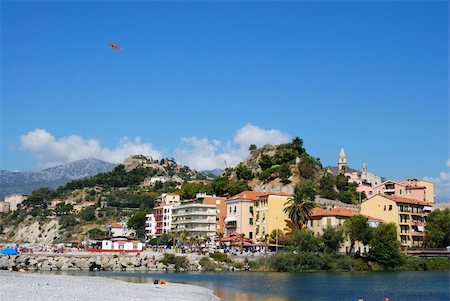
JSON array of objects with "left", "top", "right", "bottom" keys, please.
[
  {"left": 89, "top": 237, "right": 143, "bottom": 252},
  {"left": 109, "top": 222, "right": 136, "bottom": 238}
]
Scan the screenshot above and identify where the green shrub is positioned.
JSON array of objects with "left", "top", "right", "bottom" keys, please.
[
  {"left": 161, "top": 253, "right": 190, "bottom": 271},
  {"left": 231, "top": 261, "right": 245, "bottom": 269},
  {"left": 199, "top": 257, "right": 218, "bottom": 271},
  {"left": 209, "top": 252, "right": 230, "bottom": 263},
  {"left": 427, "top": 258, "right": 450, "bottom": 270},
  {"left": 351, "top": 258, "right": 369, "bottom": 271}
]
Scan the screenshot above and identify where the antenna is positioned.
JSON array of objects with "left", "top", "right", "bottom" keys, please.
[{"left": 224, "top": 160, "right": 228, "bottom": 169}]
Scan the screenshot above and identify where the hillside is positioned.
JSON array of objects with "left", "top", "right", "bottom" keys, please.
[
  {"left": 0, "top": 159, "right": 116, "bottom": 199},
  {"left": 0, "top": 155, "right": 210, "bottom": 244},
  {"left": 223, "top": 139, "right": 323, "bottom": 194}
]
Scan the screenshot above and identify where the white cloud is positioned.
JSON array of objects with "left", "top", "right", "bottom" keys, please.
[
  {"left": 20, "top": 128, "right": 162, "bottom": 168},
  {"left": 233, "top": 124, "right": 291, "bottom": 147},
  {"left": 174, "top": 124, "right": 291, "bottom": 170},
  {"left": 423, "top": 159, "right": 450, "bottom": 200}
]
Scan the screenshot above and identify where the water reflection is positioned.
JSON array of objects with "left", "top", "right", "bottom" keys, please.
[
  {"left": 44, "top": 270, "right": 449, "bottom": 301},
  {"left": 102, "top": 274, "right": 293, "bottom": 301}
]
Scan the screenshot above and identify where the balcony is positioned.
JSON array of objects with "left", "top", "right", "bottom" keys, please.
[
  {"left": 411, "top": 231, "right": 425, "bottom": 236},
  {"left": 225, "top": 224, "right": 237, "bottom": 229},
  {"left": 173, "top": 219, "right": 216, "bottom": 224}
]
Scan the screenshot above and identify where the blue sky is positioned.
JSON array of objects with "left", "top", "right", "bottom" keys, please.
[{"left": 1, "top": 1, "right": 448, "bottom": 198}]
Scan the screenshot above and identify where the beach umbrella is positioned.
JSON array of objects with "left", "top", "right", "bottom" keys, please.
[{"left": 0, "top": 248, "right": 20, "bottom": 255}]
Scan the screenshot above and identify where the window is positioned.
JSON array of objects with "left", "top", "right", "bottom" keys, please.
[
  {"left": 234, "top": 206, "right": 237, "bottom": 213},
  {"left": 399, "top": 189, "right": 402, "bottom": 195},
  {"left": 389, "top": 205, "right": 392, "bottom": 211},
  {"left": 249, "top": 206, "right": 253, "bottom": 213},
  {"left": 384, "top": 205, "right": 386, "bottom": 211},
  {"left": 249, "top": 232, "right": 253, "bottom": 239},
  {"left": 369, "top": 191, "right": 373, "bottom": 195},
  {"left": 310, "top": 219, "right": 313, "bottom": 227},
  {"left": 249, "top": 217, "right": 253, "bottom": 225},
  {"left": 256, "top": 226, "right": 259, "bottom": 234},
  {"left": 229, "top": 206, "right": 232, "bottom": 213}
]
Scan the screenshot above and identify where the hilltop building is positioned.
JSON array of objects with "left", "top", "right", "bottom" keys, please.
[
  {"left": 338, "top": 148, "right": 347, "bottom": 174},
  {"left": 361, "top": 179, "right": 434, "bottom": 204},
  {"left": 4, "top": 194, "right": 29, "bottom": 211}
]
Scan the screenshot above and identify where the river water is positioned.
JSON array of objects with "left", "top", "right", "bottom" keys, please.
[{"left": 56, "top": 270, "right": 449, "bottom": 301}]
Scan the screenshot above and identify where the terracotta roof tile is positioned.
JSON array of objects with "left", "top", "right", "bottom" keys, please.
[
  {"left": 384, "top": 195, "right": 428, "bottom": 206},
  {"left": 228, "top": 191, "right": 267, "bottom": 201}
]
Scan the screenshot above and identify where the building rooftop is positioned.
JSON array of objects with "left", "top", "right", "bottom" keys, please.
[
  {"left": 383, "top": 195, "right": 428, "bottom": 206},
  {"left": 310, "top": 207, "right": 359, "bottom": 218}
]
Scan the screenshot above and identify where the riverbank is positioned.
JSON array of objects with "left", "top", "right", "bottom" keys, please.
[{"left": 0, "top": 270, "right": 220, "bottom": 301}]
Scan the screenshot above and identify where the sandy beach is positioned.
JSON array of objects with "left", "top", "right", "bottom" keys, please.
[{"left": 0, "top": 271, "right": 220, "bottom": 301}]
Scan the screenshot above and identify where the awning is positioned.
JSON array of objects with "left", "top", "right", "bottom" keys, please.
[
  {"left": 224, "top": 216, "right": 237, "bottom": 223},
  {"left": 423, "top": 206, "right": 433, "bottom": 211},
  {"left": 368, "top": 221, "right": 380, "bottom": 228},
  {"left": 417, "top": 226, "right": 425, "bottom": 232}
]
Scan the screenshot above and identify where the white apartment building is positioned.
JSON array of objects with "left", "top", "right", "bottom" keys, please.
[
  {"left": 145, "top": 213, "right": 156, "bottom": 239},
  {"left": 172, "top": 202, "right": 217, "bottom": 239}
]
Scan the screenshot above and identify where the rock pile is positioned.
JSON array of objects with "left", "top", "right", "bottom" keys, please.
[{"left": 0, "top": 254, "right": 172, "bottom": 272}]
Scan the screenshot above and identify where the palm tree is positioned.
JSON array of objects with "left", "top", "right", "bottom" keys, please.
[{"left": 284, "top": 180, "right": 316, "bottom": 230}]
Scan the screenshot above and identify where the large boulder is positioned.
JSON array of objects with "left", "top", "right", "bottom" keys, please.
[{"left": 0, "top": 257, "right": 12, "bottom": 270}]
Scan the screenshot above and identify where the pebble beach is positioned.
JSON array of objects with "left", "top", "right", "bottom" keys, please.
[{"left": 0, "top": 271, "right": 220, "bottom": 301}]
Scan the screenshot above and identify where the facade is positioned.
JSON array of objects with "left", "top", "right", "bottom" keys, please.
[
  {"left": 153, "top": 204, "right": 176, "bottom": 236},
  {"left": 172, "top": 202, "right": 217, "bottom": 239},
  {"left": 365, "top": 179, "right": 434, "bottom": 204},
  {"left": 308, "top": 207, "right": 381, "bottom": 254},
  {"left": 4, "top": 194, "right": 28, "bottom": 211},
  {"left": 145, "top": 213, "right": 156, "bottom": 239},
  {"left": 254, "top": 192, "right": 292, "bottom": 241},
  {"left": 224, "top": 191, "right": 266, "bottom": 240},
  {"left": 399, "top": 178, "right": 435, "bottom": 204},
  {"left": 88, "top": 237, "right": 143, "bottom": 252},
  {"left": 154, "top": 193, "right": 181, "bottom": 207},
  {"left": 360, "top": 195, "right": 432, "bottom": 248},
  {"left": 196, "top": 193, "right": 227, "bottom": 234},
  {"left": 347, "top": 163, "right": 382, "bottom": 187},
  {"left": 151, "top": 193, "right": 181, "bottom": 236}
]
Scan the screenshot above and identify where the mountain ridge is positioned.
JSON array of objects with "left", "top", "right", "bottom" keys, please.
[{"left": 0, "top": 159, "right": 117, "bottom": 199}]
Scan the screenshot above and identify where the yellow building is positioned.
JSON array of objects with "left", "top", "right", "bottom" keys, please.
[
  {"left": 308, "top": 207, "right": 381, "bottom": 254},
  {"left": 360, "top": 195, "right": 432, "bottom": 248},
  {"left": 254, "top": 192, "right": 291, "bottom": 241}
]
